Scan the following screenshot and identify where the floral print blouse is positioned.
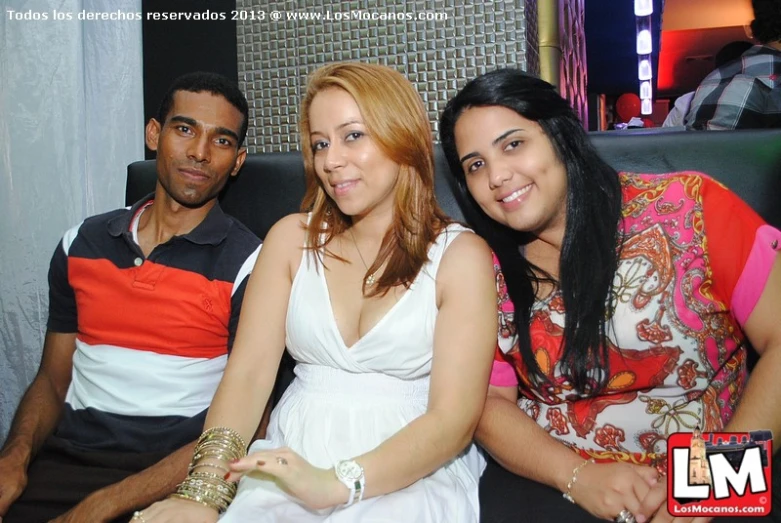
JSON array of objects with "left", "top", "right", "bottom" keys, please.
[{"left": 489, "top": 172, "right": 781, "bottom": 473}]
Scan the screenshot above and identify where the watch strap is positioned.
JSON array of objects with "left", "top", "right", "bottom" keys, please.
[{"left": 335, "top": 460, "right": 365, "bottom": 508}]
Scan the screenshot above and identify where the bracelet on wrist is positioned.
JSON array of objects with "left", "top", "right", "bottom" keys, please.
[
  {"left": 562, "top": 458, "right": 595, "bottom": 504},
  {"left": 173, "top": 426, "right": 247, "bottom": 512}
]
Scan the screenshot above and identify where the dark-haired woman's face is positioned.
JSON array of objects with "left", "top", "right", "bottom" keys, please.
[{"left": 454, "top": 105, "right": 568, "bottom": 242}]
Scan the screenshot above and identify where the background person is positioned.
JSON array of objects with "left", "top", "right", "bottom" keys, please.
[
  {"left": 662, "top": 41, "right": 753, "bottom": 127},
  {"left": 684, "top": 0, "right": 781, "bottom": 130}
]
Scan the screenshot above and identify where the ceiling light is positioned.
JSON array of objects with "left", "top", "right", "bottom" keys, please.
[
  {"left": 637, "top": 30, "right": 652, "bottom": 55},
  {"left": 634, "top": 0, "right": 653, "bottom": 17},
  {"left": 638, "top": 58, "right": 653, "bottom": 80},
  {"left": 640, "top": 81, "right": 652, "bottom": 99}
]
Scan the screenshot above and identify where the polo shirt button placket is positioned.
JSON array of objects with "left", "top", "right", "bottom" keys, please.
[{"left": 132, "top": 254, "right": 164, "bottom": 291}]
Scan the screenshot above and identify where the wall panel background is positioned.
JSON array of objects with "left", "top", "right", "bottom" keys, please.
[{"left": 236, "top": 1, "right": 539, "bottom": 152}]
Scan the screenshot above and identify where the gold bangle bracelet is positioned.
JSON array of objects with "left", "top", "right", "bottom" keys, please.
[
  {"left": 169, "top": 492, "right": 225, "bottom": 512},
  {"left": 178, "top": 425, "right": 247, "bottom": 513},
  {"left": 190, "top": 461, "right": 230, "bottom": 474},
  {"left": 198, "top": 427, "right": 247, "bottom": 451}
]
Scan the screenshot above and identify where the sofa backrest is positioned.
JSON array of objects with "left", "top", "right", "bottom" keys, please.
[{"left": 127, "top": 129, "right": 781, "bottom": 237}]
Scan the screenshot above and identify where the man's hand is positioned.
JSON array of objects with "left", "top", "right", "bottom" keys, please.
[
  {"left": 0, "top": 330, "right": 77, "bottom": 522},
  {"left": 47, "top": 491, "right": 117, "bottom": 523},
  {"left": 0, "top": 454, "right": 28, "bottom": 519}
]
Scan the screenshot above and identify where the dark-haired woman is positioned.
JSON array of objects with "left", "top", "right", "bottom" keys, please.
[{"left": 440, "top": 69, "right": 781, "bottom": 522}]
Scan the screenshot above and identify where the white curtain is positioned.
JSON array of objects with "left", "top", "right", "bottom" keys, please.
[{"left": 0, "top": 0, "right": 144, "bottom": 441}]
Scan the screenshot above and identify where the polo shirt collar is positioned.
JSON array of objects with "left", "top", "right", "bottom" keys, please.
[{"left": 107, "top": 193, "right": 231, "bottom": 246}]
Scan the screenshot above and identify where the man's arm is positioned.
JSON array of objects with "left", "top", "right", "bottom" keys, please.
[
  {"left": 0, "top": 331, "right": 77, "bottom": 518},
  {"left": 53, "top": 410, "right": 272, "bottom": 523},
  {"left": 52, "top": 440, "right": 195, "bottom": 523}
]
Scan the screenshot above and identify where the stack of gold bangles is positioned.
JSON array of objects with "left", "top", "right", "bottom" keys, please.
[{"left": 169, "top": 427, "right": 248, "bottom": 513}]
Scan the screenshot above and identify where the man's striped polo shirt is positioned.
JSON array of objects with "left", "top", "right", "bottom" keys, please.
[{"left": 47, "top": 195, "right": 261, "bottom": 454}]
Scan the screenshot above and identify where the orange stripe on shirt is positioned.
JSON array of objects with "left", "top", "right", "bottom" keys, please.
[{"left": 69, "top": 257, "right": 232, "bottom": 358}]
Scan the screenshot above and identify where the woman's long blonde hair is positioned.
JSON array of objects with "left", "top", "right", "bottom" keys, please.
[{"left": 299, "top": 62, "right": 449, "bottom": 296}]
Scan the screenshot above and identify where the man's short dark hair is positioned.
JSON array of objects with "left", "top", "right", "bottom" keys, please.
[
  {"left": 157, "top": 71, "right": 250, "bottom": 147},
  {"left": 751, "top": 0, "right": 781, "bottom": 44}
]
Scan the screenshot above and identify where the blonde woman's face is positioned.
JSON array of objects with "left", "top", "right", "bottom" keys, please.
[{"left": 307, "top": 88, "right": 400, "bottom": 220}]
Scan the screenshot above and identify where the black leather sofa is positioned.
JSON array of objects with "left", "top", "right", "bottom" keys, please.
[
  {"left": 127, "top": 129, "right": 781, "bottom": 520},
  {"left": 127, "top": 129, "right": 781, "bottom": 239}
]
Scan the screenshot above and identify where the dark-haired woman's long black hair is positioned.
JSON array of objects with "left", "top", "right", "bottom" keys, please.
[{"left": 440, "top": 69, "right": 623, "bottom": 394}]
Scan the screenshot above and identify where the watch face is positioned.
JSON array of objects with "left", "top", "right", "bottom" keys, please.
[{"left": 337, "top": 460, "right": 363, "bottom": 481}]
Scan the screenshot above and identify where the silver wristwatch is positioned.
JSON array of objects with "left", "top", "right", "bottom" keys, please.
[{"left": 334, "top": 459, "right": 365, "bottom": 507}]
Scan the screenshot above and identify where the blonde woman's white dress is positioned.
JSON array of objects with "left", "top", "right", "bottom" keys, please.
[{"left": 220, "top": 223, "right": 485, "bottom": 522}]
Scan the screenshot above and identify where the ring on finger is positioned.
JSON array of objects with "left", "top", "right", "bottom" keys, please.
[
  {"left": 132, "top": 511, "right": 147, "bottom": 523},
  {"left": 615, "top": 509, "right": 636, "bottom": 523},
  {"left": 276, "top": 456, "right": 288, "bottom": 465}
]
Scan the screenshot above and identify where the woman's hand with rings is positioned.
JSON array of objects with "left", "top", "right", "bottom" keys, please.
[
  {"left": 637, "top": 480, "right": 712, "bottom": 523},
  {"left": 126, "top": 498, "right": 218, "bottom": 523},
  {"left": 226, "top": 447, "right": 346, "bottom": 510},
  {"left": 567, "top": 461, "right": 659, "bottom": 521},
  {"left": 615, "top": 508, "right": 637, "bottom": 523}
]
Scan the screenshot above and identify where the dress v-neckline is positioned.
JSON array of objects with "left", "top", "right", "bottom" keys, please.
[{"left": 319, "top": 264, "right": 414, "bottom": 351}]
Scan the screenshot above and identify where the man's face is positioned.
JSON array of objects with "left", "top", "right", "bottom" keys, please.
[{"left": 145, "top": 90, "right": 247, "bottom": 208}]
